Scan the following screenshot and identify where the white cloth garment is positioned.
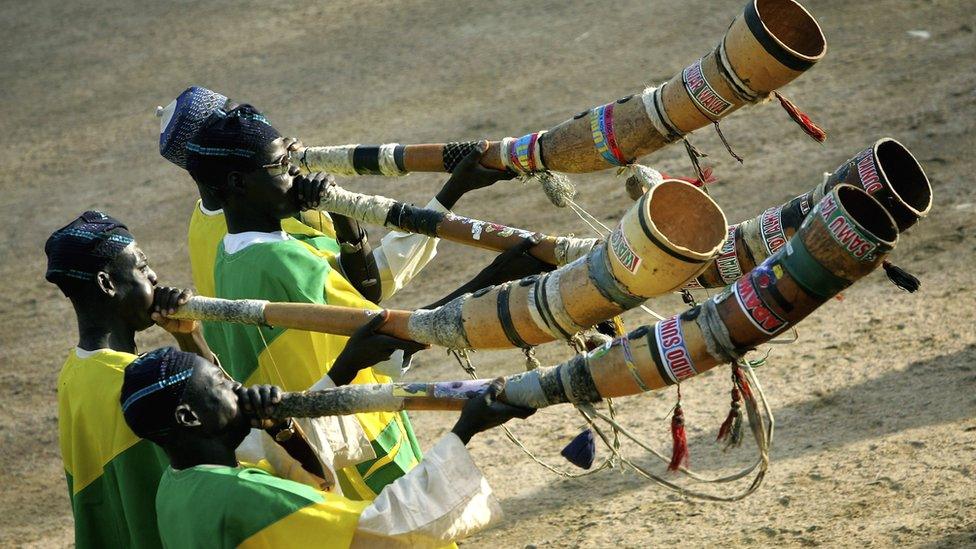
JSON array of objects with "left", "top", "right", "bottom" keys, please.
[
  {"left": 351, "top": 432, "right": 502, "bottom": 548},
  {"left": 221, "top": 230, "right": 291, "bottom": 254},
  {"left": 373, "top": 197, "right": 446, "bottom": 301}
]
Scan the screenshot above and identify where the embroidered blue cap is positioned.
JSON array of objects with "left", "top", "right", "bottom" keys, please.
[
  {"left": 121, "top": 347, "right": 197, "bottom": 439},
  {"left": 45, "top": 210, "right": 134, "bottom": 293},
  {"left": 157, "top": 86, "right": 229, "bottom": 169}
]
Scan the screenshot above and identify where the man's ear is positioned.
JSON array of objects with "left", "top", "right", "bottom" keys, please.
[
  {"left": 95, "top": 271, "right": 116, "bottom": 297},
  {"left": 175, "top": 403, "right": 202, "bottom": 428},
  {"left": 227, "top": 171, "right": 247, "bottom": 195}
]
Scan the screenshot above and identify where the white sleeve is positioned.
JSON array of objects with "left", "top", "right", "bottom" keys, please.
[
  {"left": 235, "top": 429, "right": 333, "bottom": 491},
  {"left": 351, "top": 433, "right": 502, "bottom": 549},
  {"left": 373, "top": 198, "right": 447, "bottom": 301},
  {"left": 305, "top": 375, "right": 377, "bottom": 469}
]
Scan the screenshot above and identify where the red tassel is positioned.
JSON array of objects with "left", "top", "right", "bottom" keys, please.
[
  {"left": 662, "top": 166, "right": 718, "bottom": 188},
  {"left": 716, "top": 387, "right": 741, "bottom": 442},
  {"left": 774, "top": 92, "right": 826, "bottom": 143},
  {"left": 732, "top": 366, "right": 754, "bottom": 403},
  {"left": 668, "top": 402, "right": 689, "bottom": 471}
]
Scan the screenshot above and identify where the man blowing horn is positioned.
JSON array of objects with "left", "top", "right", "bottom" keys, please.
[
  {"left": 45, "top": 211, "right": 214, "bottom": 548},
  {"left": 120, "top": 347, "right": 534, "bottom": 548}
]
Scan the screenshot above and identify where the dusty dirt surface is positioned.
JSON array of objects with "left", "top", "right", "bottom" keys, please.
[{"left": 1, "top": 0, "right": 974, "bottom": 546}]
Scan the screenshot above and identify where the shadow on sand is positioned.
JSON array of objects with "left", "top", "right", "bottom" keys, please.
[{"left": 499, "top": 344, "right": 976, "bottom": 523}]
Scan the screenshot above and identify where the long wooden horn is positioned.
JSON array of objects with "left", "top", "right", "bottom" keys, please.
[
  {"left": 315, "top": 183, "right": 598, "bottom": 266},
  {"left": 172, "top": 180, "right": 727, "bottom": 348},
  {"left": 301, "top": 0, "right": 826, "bottom": 178},
  {"left": 267, "top": 185, "right": 899, "bottom": 418}
]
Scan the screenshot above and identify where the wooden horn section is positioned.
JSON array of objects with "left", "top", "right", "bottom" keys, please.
[
  {"left": 270, "top": 380, "right": 491, "bottom": 418},
  {"left": 497, "top": 185, "right": 899, "bottom": 408},
  {"left": 405, "top": 181, "right": 727, "bottom": 349},
  {"left": 301, "top": 0, "right": 825, "bottom": 177},
  {"left": 538, "top": 0, "right": 825, "bottom": 173},
  {"left": 169, "top": 297, "right": 417, "bottom": 341},
  {"left": 314, "top": 183, "right": 596, "bottom": 266},
  {"left": 820, "top": 138, "right": 932, "bottom": 232},
  {"left": 266, "top": 187, "right": 900, "bottom": 418},
  {"left": 689, "top": 138, "right": 930, "bottom": 288},
  {"left": 169, "top": 182, "right": 724, "bottom": 348}
]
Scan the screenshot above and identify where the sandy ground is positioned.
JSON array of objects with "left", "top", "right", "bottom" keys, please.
[{"left": 1, "top": 0, "right": 974, "bottom": 546}]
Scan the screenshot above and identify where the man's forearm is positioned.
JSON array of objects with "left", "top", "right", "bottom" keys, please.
[
  {"left": 172, "top": 329, "right": 216, "bottom": 363},
  {"left": 435, "top": 187, "right": 463, "bottom": 211}
]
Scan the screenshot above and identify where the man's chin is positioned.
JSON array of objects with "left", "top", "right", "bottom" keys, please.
[
  {"left": 277, "top": 204, "right": 301, "bottom": 219},
  {"left": 135, "top": 314, "right": 156, "bottom": 332},
  {"left": 227, "top": 417, "right": 253, "bottom": 446}
]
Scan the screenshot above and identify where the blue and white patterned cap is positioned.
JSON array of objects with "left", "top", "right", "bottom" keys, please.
[
  {"left": 158, "top": 86, "right": 229, "bottom": 169},
  {"left": 45, "top": 210, "right": 135, "bottom": 292},
  {"left": 121, "top": 347, "right": 198, "bottom": 439}
]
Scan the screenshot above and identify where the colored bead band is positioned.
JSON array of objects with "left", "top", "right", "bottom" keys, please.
[
  {"left": 507, "top": 132, "right": 544, "bottom": 173},
  {"left": 590, "top": 103, "right": 628, "bottom": 166}
]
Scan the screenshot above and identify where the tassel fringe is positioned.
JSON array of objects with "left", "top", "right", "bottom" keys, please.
[
  {"left": 717, "top": 387, "right": 743, "bottom": 444},
  {"left": 669, "top": 400, "right": 689, "bottom": 472},
  {"left": 527, "top": 171, "right": 577, "bottom": 208},
  {"left": 774, "top": 92, "right": 826, "bottom": 143},
  {"left": 882, "top": 260, "right": 920, "bottom": 293}
]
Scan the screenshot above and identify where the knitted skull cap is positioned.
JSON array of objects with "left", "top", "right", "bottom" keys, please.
[{"left": 158, "top": 86, "right": 229, "bottom": 169}]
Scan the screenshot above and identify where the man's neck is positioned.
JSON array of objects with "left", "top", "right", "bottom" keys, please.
[
  {"left": 198, "top": 193, "right": 222, "bottom": 213},
  {"left": 74, "top": 303, "right": 137, "bottom": 354},
  {"left": 223, "top": 204, "right": 284, "bottom": 234},
  {"left": 166, "top": 436, "right": 240, "bottom": 470}
]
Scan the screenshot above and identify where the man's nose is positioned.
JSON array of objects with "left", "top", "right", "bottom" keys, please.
[{"left": 148, "top": 270, "right": 158, "bottom": 285}]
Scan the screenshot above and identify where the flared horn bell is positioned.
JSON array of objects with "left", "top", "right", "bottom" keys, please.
[
  {"left": 821, "top": 138, "right": 932, "bottom": 232},
  {"left": 691, "top": 138, "right": 929, "bottom": 289}
]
